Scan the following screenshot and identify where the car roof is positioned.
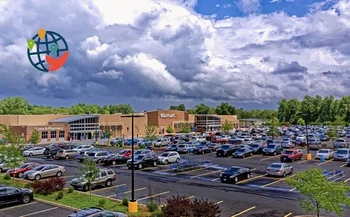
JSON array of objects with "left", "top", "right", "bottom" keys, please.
[
  {"left": 285, "top": 149, "right": 298, "bottom": 151},
  {"left": 229, "top": 166, "right": 246, "bottom": 169},
  {"left": 70, "top": 207, "right": 103, "bottom": 217}
]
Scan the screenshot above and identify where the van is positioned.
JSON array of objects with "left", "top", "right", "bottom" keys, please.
[{"left": 177, "top": 144, "right": 194, "bottom": 153}]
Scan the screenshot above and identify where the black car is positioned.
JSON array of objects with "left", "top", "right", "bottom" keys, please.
[
  {"left": 216, "top": 145, "right": 238, "bottom": 157},
  {"left": 0, "top": 186, "right": 33, "bottom": 206},
  {"left": 250, "top": 143, "right": 265, "bottom": 154},
  {"left": 233, "top": 148, "right": 253, "bottom": 158},
  {"left": 102, "top": 153, "right": 128, "bottom": 165},
  {"left": 43, "top": 143, "right": 70, "bottom": 158},
  {"left": 68, "top": 207, "right": 127, "bottom": 217},
  {"left": 126, "top": 153, "right": 158, "bottom": 169},
  {"left": 194, "top": 145, "right": 211, "bottom": 154},
  {"left": 219, "top": 166, "right": 251, "bottom": 184}
]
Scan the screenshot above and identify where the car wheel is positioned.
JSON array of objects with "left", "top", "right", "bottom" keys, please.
[
  {"left": 105, "top": 179, "right": 112, "bottom": 187},
  {"left": 97, "top": 159, "right": 101, "bottom": 164},
  {"left": 247, "top": 173, "right": 251, "bottom": 179},
  {"left": 234, "top": 177, "right": 238, "bottom": 184},
  {"left": 83, "top": 184, "right": 88, "bottom": 192},
  {"left": 18, "top": 172, "right": 23, "bottom": 178},
  {"left": 273, "top": 152, "right": 276, "bottom": 156},
  {"left": 0, "top": 168, "right": 3, "bottom": 173},
  {"left": 242, "top": 155, "right": 245, "bottom": 158},
  {"left": 22, "top": 194, "right": 31, "bottom": 204},
  {"left": 153, "top": 161, "right": 157, "bottom": 167},
  {"left": 291, "top": 158, "right": 294, "bottom": 163},
  {"left": 35, "top": 174, "right": 41, "bottom": 180},
  {"left": 250, "top": 153, "right": 253, "bottom": 157},
  {"left": 176, "top": 158, "right": 180, "bottom": 163},
  {"left": 290, "top": 168, "right": 293, "bottom": 174},
  {"left": 112, "top": 161, "right": 116, "bottom": 165},
  {"left": 65, "top": 155, "right": 69, "bottom": 160},
  {"left": 52, "top": 155, "right": 56, "bottom": 159},
  {"left": 138, "top": 164, "right": 143, "bottom": 169},
  {"left": 56, "top": 171, "right": 62, "bottom": 177},
  {"left": 164, "top": 160, "right": 168, "bottom": 165},
  {"left": 282, "top": 172, "right": 286, "bottom": 177},
  {"left": 29, "top": 153, "right": 33, "bottom": 157}
]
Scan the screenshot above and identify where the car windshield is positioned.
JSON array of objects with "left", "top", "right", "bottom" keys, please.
[
  {"left": 225, "top": 167, "right": 240, "bottom": 173},
  {"left": 336, "top": 150, "right": 348, "bottom": 154},
  {"left": 119, "top": 150, "right": 128, "bottom": 154},
  {"left": 20, "top": 164, "right": 29, "bottom": 168},
  {"left": 267, "top": 145, "right": 275, "bottom": 149},
  {"left": 269, "top": 164, "right": 282, "bottom": 169},
  {"left": 251, "top": 144, "right": 259, "bottom": 148},
  {"left": 244, "top": 138, "right": 250, "bottom": 141},
  {"left": 171, "top": 145, "right": 177, "bottom": 147},
  {"left": 134, "top": 151, "right": 142, "bottom": 155},
  {"left": 160, "top": 153, "right": 169, "bottom": 157},
  {"left": 88, "top": 153, "right": 96, "bottom": 156},
  {"left": 318, "top": 150, "right": 329, "bottom": 153},
  {"left": 105, "top": 154, "right": 114, "bottom": 158},
  {"left": 283, "top": 150, "right": 294, "bottom": 154},
  {"left": 135, "top": 155, "right": 144, "bottom": 160},
  {"left": 58, "top": 150, "right": 63, "bottom": 153},
  {"left": 33, "top": 165, "right": 45, "bottom": 171},
  {"left": 76, "top": 146, "right": 83, "bottom": 149},
  {"left": 336, "top": 139, "right": 345, "bottom": 142},
  {"left": 236, "top": 149, "right": 245, "bottom": 153},
  {"left": 282, "top": 139, "right": 289, "bottom": 141},
  {"left": 156, "top": 140, "right": 161, "bottom": 142},
  {"left": 191, "top": 137, "right": 197, "bottom": 140},
  {"left": 309, "top": 139, "right": 316, "bottom": 142},
  {"left": 221, "top": 145, "right": 230, "bottom": 149},
  {"left": 197, "top": 145, "right": 204, "bottom": 148}
]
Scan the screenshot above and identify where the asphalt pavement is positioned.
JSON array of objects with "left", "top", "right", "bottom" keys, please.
[{"left": 2, "top": 141, "right": 350, "bottom": 217}]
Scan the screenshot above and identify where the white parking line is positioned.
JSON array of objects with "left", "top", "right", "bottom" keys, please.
[
  {"left": 0, "top": 202, "right": 38, "bottom": 211},
  {"left": 344, "top": 178, "right": 350, "bottom": 183},
  {"left": 237, "top": 174, "right": 266, "bottom": 184},
  {"left": 231, "top": 206, "right": 256, "bottom": 217},
  {"left": 260, "top": 155, "right": 280, "bottom": 161},
  {"left": 106, "top": 187, "right": 147, "bottom": 198},
  {"left": 190, "top": 170, "right": 222, "bottom": 178},
  {"left": 19, "top": 207, "right": 58, "bottom": 217},
  {"left": 137, "top": 191, "right": 170, "bottom": 201},
  {"left": 215, "top": 200, "right": 223, "bottom": 204},
  {"left": 340, "top": 163, "right": 347, "bottom": 168},
  {"left": 212, "top": 178, "right": 220, "bottom": 181},
  {"left": 91, "top": 184, "right": 126, "bottom": 192},
  {"left": 284, "top": 213, "right": 293, "bottom": 217},
  {"left": 289, "top": 188, "right": 296, "bottom": 191},
  {"left": 317, "top": 160, "right": 333, "bottom": 166}
]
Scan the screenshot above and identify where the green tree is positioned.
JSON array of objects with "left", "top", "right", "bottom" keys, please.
[
  {"left": 166, "top": 124, "right": 174, "bottom": 134},
  {"left": 170, "top": 104, "right": 186, "bottom": 111},
  {"left": 215, "top": 102, "right": 237, "bottom": 115},
  {"left": 286, "top": 168, "right": 350, "bottom": 217},
  {"left": 194, "top": 104, "right": 214, "bottom": 114},
  {"left": 29, "top": 129, "right": 40, "bottom": 146},
  {"left": 221, "top": 120, "right": 233, "bottom": 135},
  {"left": 115, "top": 104, "right": 134, "bottom": 114},
  {"left": 179, "top": 123, "right": 191, "bottom": 133},
  {"left": 145, "top": 124, "right": 157, "bottom": 141},
  {"left": 296, "top": 118, "right": 305, "bottom": 126},
  {"left": 102, "top": 125, "right": 113, "bottom": 145},
  {"left": 78, "top": 158, "right": 100, "bottom": 198},
  {"left": 0, "top": 97, "right": 30, "bottom": 114},
  {"left": 326, "top": 126, "right": 338, "bottom": 141},
  {"left": 0, "top": 124, "right": 24, "bottom": 182},
  {"left": 265, "top": 117, "right": 280, "bottom": 138}
]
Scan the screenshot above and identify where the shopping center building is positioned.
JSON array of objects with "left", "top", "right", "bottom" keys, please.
[{"left": 0, "top": 110, "right": 238, "bottom": 143}]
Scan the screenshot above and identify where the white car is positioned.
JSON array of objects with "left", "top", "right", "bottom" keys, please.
[
  {"left": 23, "top": 147, "right": 46, "bottom": 157},
  {"left": 315, "top": 149, "right": 334, "bottom": 160},
  {"left": 157, "top": 151, "right": 180, "bottom": 164},
  {"left": 190, "top": 136, "right": 206, "bottom": 143},
  {"left": 73, "top": 145, "right": 94, "bottom": 153}
]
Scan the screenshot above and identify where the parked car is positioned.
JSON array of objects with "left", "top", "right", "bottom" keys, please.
[
  {"left": 166, "top": 144, "right": 178, "bottom": 152},
  {"left": 212, "top": 136, "right": 227, "bottom": 144},
  {"left": 157, "top": 151, "right": 180, "bottom": 164},
  {"left": 126, "top": 153, "right": 158, "bottom": 169},
  {"left": 132, "top": 149, "right": 152, "bottom": 158},
  {"left": 262, "top": 144, "right": 283, "bottom": 156},
  {"left": 139, "top": 139, "right": 153, "bottom": 148},
  {"left": 315, "top": 149, "right": 334, "bottom": 160},
  {"left": 334, "top": 148, "right": 350, "bottom": 161},
  {"left": 7, "top": 162, "right": 40, "bottom": 178},
  {"left": 23, "top": 164, "right": 65, "bottom": 180},
  {"left": 73, "top": 145, "right": 94, "bottom": 153},
  {"left": 191, "top": 136, "right": 206, "bottom": 143},
  {"left": 233, "top": 148, "right": 253, "bottom": 158},
  {"left": 70, "top": 169, "right": 116, "bottom": 191},
  {"left": 0, "top": 160, "right": 9, "bottom": 173},
  {"left": 333, "top": 138, "right": 349, "bottom": 148},
  {"left": 281, "top": 140, "right": 295, "bottom": 149},
  {"left": 266, "top": 163, "right": 293, "bottom": 177},
  {"left": 207, "top": 143, "right": 221, "bottom": 151},
  {"left": 309, "top": 138, "right": 322, "bottom": 150},
  {"left": 55, "top": 149, "right": 78, "bottom": 160},
  {"left": 177, "top": 144, "right": 194, "bottom": 154},
  {"left": 22, "top": 145, "right": 34, "bottom": 152},
  {"left": 86, "top": 150, "right": 111, "bottom": 163},
  {"left": 119, "top": 149, "right": 132, "bottom": 159},
  {"left": 68, "top": 208, "right": 127, "bottom": 217},
  {"left": 102, "top": 153, "right": 129, "bottom": 165},
  {"left": 319, "top": 135, "right": 330, "bottom": 141},
  {"left": 219, "top": 166, "right": 251, "bottom": 184},
  {"left": 338, "top": 130, "right": 346, "bottom": 137},
  {"left": 153, "top": 138, "right": 170, "bottom": 147},
  {"left": 194, "top": 144, "right": 211, "bottom": 154},
  {"left": 280, "top": 149, "right": 303, "bottom": 162},
  {"left": 43, "top": 143, "right": 70, "bottom": 158},
  {"left": 216, "top": 145, "right": 238, "bottom": 157},
  {"left": 295, "top": 136, "right": 306, "bottom": 146},
  {"left": 0, "top": 186, "right": 33, "bottom": 205},
  {"left": 22, "top": 147, "right": 45, "bottom": 157},
  {"left": 250, "top": 143, "right": 265, "bottom": 154}
]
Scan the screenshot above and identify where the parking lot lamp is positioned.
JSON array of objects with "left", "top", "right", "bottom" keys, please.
[
  {"left": 302, "top": 113, "right": 312, "bottom": 160},
  {"left": 121, "top": 113, "right": 144, "bottom": 213}
]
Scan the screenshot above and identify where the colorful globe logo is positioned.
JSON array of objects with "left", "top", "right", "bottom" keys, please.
[{"left": 27, "top": 28, "right": 69, "bottom": 72}]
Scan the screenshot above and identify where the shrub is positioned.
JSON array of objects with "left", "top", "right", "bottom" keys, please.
[
  {"left": 24, "top": 183, "right": 31, "bottom": 189},
  {"left": 31, "top": 177, "right": 66, "bottom": 195},
  {"left": 3, "top": 173, "right": 11, "bottom": 180},
  {"left": 98, "top": 199, "right": 106, "bottom": 208},
  {"left": 67, "top": 187, "right": 74, "bottom": 193},
  {"left": 122, "top": 197, "right": 129, "bottom": 206},
  {"left": 150, "top": 210, "right": 163, "bottom": 217},
  {"left": 147, "top": 202, "right": 158, "bottom": 212},
  {"left": 191, "top": 198, "right": 220, "bottom": 217},
  {"left": 55, "top": 191, "right": 63, "bottom": 200}
]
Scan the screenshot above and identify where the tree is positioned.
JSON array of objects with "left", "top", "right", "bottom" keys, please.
[
  {"left": 194, "top": 104, "right": 215, "bottom": 114},
  {"left": 78, "top": 158, "right": 100, "bottom": 198},
  {"left": 179, "top": 123, "right": 191, "bottom": 133},
  {"left": 102, "top": 125, "right": 113, "bottom": 146},
  {"left": 145, "top": 124, "right": 157, "bottom": 141},
  {"left": 170, "top": 104, "right": 186, "bottom": 111},
  {"left": 265, "top": 117, "right": 280, "bottom": 138},
  {"left": 326, "top": 126, "right": 338, "bottom": 141},
  {"left": 297, "top": 118, "right": 305, "bottom": 126},
  {"left": 286, "top": 168, "right": 350, "bottom": 217},
  {"left": 166, "top": 124, "right": 174, "bottom": 134},
  {"left": 29, "top": 129, "right": 40, "bottom": 146},
  {"left": 215, "top": 102, "right": 237, "bottom": 115},
  {"left": 221, "top": 120, "right": 233, "bottom": 135},
  {"left": 0, "top": 124, "right": 24, "bottom": 182}
]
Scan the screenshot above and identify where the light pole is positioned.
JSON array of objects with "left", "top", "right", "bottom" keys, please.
[
  {"left": 302, "top": 113, "right": 312, "bottom": 160},
  {"left": 121, "top": 113, "right": 144, "bottom": 213}
]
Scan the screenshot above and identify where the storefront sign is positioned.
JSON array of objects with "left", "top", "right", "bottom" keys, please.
[
  {"left": 34, "top": 127, "right": 64, "bottom": 131},
  {"left": 160, "top": 113, "right": 178, "bottom": 119}
]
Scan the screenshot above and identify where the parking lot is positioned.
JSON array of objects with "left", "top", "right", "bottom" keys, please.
[{"left": 2, "top": 142, "right": 350, "bottom": 217}]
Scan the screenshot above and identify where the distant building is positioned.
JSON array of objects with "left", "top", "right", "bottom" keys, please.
[{"left": 239, "top": 118, "right": 263, "bottom": 127}]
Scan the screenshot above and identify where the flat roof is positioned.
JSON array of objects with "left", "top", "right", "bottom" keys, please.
[
  {"left": 49, "top": 115, "right": 99, "bottom": 123},
  {"left": 239, "top": 118, "right": 261, "bottom": 121}
]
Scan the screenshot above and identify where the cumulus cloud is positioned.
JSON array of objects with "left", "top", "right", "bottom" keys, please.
[{"left": 1, "top": 0, "right": 350, "bottom": 107}]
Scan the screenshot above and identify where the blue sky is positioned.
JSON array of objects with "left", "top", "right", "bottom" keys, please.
[{"left": 195, "top": 0, "right": 338, "bottom": 18}]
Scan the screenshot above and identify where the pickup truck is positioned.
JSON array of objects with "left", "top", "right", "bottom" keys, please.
[
  {"left": 126, "top": 153, "right": 158, "bottom": 169},
  {"left": 280, "top": 149, "right": 303, "bottom": 162}
]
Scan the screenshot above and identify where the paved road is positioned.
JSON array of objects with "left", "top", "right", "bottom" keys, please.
[{"left": 4, "top": 141, "right": 350, "bottom": 217}]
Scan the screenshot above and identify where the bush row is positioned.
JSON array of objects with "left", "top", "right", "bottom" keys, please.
[{"left": 31, "top": 177, "right": 65, "bottom": 195}]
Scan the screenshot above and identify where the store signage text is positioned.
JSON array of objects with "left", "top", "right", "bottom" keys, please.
[
  {"left": 160, "top": 113, "right": 178, "bottom": 119},
  {"left": 34, "top": 127, "right": 64, "bottom": 131}
]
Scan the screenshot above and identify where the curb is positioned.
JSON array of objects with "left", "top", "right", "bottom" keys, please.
[{"left": 34, "top": 198, "right": 78, "bottom": 211}]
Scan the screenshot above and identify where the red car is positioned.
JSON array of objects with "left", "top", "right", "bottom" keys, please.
[
  {"left": 280, "top": 149, "right": 303, "bottom": 162},
  {"left": 212, "top": 136, "right": 227, "bottom": 144},
  {"left": 7, "top": 162, "right": 41, "bottom": 178},
  {"left": 119, "top": 149, "right": 132, "bottom": 158}
]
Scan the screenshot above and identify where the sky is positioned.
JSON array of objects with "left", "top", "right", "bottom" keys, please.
[{"left": 0, "top": 0, "right": 349, "bottom": 111}]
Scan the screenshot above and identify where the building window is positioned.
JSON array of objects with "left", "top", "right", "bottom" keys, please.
[
  {"left": 42, "top": 131, "right": 48, "bottom": 139},
  {"left": 50, "top": 131, "right": 57, "bottom": 139},
  {"left": 59, "top": 131, "right": 65, "bottom": 138}
]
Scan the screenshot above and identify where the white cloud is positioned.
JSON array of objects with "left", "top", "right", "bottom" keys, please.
[
  {"left": 216, "top": 4, "right": 220, "bottom": 7},
  {"left": 1, "top": 0, "right": 350, "bottom": 106}
]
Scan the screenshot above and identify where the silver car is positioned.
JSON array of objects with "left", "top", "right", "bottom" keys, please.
[
  {"left": 157, "top": 151, "right": 181, "bottom": 164},
  {"left": 334, "top": 148, "right": 350, "bottom": 161},
  {"left": 315, "top": 149, "right": 334, "bottom": 160},
  {"left": 266, "top": 163, "right": 293, "bottom": 177},
  {"left": 23, "top": 164, "right": 65, "bottom": 180},
  {"left": 22, "top": 147, "right": 46, "bottom": 157}
]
